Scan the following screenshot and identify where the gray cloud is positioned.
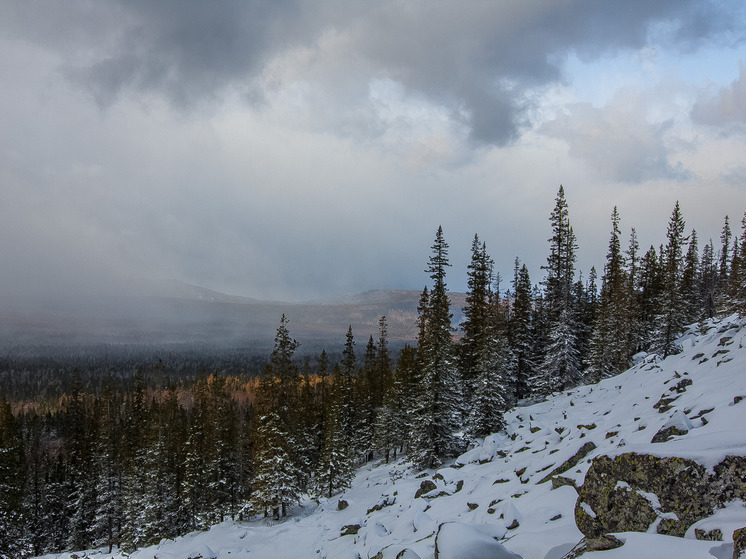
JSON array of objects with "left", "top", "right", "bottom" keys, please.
[
  {"left": 4, "top": 0, "right": 740, "bottom": 144},
  {"left": 541, "top": 97, "right": 693, "bottom": 183},
  {"left": 692, "top": 63, "right": 746, "bottom": 131}
]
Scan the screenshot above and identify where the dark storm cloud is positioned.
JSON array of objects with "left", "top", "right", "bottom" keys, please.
[{"left": 4, "top": 0, "right": 741, "bottom": 144}]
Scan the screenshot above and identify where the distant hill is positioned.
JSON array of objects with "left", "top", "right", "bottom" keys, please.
[{"left": 0, "top": 284, "right": 468, "bottom": 353}]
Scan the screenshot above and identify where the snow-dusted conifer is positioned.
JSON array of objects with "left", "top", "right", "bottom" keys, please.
[
  {"left": 409, "top": 226, "right": 462, "bottom": 469},
  {"left": 537, "top": 186, "right": 582, "bottom": 394}
]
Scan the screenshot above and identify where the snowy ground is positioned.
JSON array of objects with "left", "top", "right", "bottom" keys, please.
[{"left": 36, "top": 315, "right": 746, "bottom": 559}]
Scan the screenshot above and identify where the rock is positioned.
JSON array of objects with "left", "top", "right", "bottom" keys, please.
[
  {"left": 341, "top": 524, "right": 361, "bottom": 536},
  {"left": 434, "top": 522, "right": 522, "bottom": 559},
  {"left": 415, "top": 479, "right": 437, "bottom": 498},
  {"left": 561, "top": 535, "right": 624, "bottom": 558},
  {"left": 367, "top": 495, "right": 395, "bottom": 514},
  {"left": 651, "top": 410, "right": 694, "bottom": 443},
  {"left": 575, "top": 453, "right": 746, "bottom": 539},
  {"left": 650, "top": 425, "right": 688, "bottom": 443},
  {"left": 506, "top": 519, "right": 520, "bottom": 530},
  {"left": 433, "top": 472, "right": 445, "bottom": 481},
  {"left": 733, "top": 527, "right": 746, "bottom": 558},
  {"left": 467, "top": 502, "right": 479, "bottom": 510},
  {"left": 538, "top": 442, "right": 597, "bottom": 484},
  {"left": 694, "top": 528, "right": 722, "bottom": 541},
  {"left": 186, "top": 544, "right": 217, "bottom": 559},
  {"left": 551, "top": 475, "right": 578, "bottom": 491},
  {"left": 423, "top": 490, "right": 451, "bottom": 500},
  {"left": 396, "top": 550, "right": 422, "bottom": 559},
  {"left": 455, "top": 479, "right": 464, "bottom": 493},
  {"left": 338, "top": 499, "right": 349, "bottom": 511}
]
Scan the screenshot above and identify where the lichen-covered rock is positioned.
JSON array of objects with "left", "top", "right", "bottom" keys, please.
[{"left": 575, "top": 453, "right": 746, "bottom": 539}]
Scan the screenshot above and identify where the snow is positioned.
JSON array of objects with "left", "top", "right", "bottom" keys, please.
[
  {"left": 33, "top": 315, "right": 746, "bottom": 559},
  {"left": 435, "top": 522, "right": 521, "bottom": 559}
]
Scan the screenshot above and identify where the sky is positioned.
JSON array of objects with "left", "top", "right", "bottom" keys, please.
[{"left": 1, "top": 0, "right": 746, "bottom": 304}]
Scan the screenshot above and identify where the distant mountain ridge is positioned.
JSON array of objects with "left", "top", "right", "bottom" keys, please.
[{"left": 0, "top": 283, "right": 468, "bottom": 351}]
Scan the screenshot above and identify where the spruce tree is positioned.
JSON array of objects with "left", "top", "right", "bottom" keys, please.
[
  {"left": 0, "top": 396, "right": 26, "bottom": 558},
  {"left": 251, "top": 316, "right": 303, "bottom": 519},
  {"left": 466, "top": 274, "right": 511, "bottom": 439},
  {"left": 508, "top": 261, "right": 534, "bottom": 403},
  {"left": 719, "top": 215, "right": 732, "bottom": 303},
  {"left": 537, "top": 186, "right": 582, "bottom": 394},
  {"left": 682, "top": 229, "right": 701, "bottom": 324},
  {"left": 657, "top": 201, "right": 688, "bottom": 356},
  {"left": 409, "top": 226, "right": 461, "bottom": 469},
  {"left": 636, "top": 245, "right": 662, "bottom": 351},
  {"left": 700, "top": 239, "right": 718, "bottom": 319},
  {"left": 315, "top": 363, "right": 354, "bottom": 498},
  {"left": 587, "top": 207, "right": 633, "bottom": 381},
  {"left": 459, "top": 234, "right": 493, "bottom": 408}
]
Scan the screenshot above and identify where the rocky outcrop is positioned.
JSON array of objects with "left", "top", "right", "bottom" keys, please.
[{"left": 575, "top": 452, "right": 746, "bottom": 539}]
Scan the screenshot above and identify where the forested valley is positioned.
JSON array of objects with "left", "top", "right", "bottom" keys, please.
[{"left": 1, "top": 186, "right": 745, "bottom": 557}]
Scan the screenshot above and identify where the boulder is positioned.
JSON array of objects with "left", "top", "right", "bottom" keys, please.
[
  {"left": 575, "top": 452, "right": 746, "bottom": 538},
  {"left": 415, "top": 479, "right": 437, "bottom": 498}
]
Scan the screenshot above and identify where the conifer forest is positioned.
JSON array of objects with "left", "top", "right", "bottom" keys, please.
[{"left": 1, "top": 186, "right": 745, "bottom": 557}]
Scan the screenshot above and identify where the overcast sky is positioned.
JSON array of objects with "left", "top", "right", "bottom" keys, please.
[{"left": 1, "top": 1, "right": 746, "bottom": 304}]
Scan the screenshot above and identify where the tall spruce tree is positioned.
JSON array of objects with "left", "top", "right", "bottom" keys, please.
[
  {"left": 315, "top": 362, "right": 354, "bottom": 498},
  {"left": 701, "top": 239, "right": 718, "bottom": 319},
  {"left": 508, "top": 261, "right": 534, "bottom": 403},
  {"left": 657, "top": 201, "right": 688, "bottom": 356},
  {"left": 459, "top": 234, "right": 493, "bottom": 408},
  {"left": 250, "top": 316, "right": 303, "bottom": 519},
  {"left": 466, "top": 273, "right": 511, "bottom": 439},
  {"left": 537, "top": 185, "right": 582, "bottom": 394},
  {"left": 587, "top": 207, "right": 633, "bottom": 381},
  {"left": 682, "top": 229, "right": 701, "bottom": 324},
  {"left": 410, "top": 226, "right": 462, "bottom": 469}
]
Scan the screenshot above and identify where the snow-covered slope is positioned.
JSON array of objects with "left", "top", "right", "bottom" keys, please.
[{"left": 37, "top": 315, "right": 746, "bottom": 559}]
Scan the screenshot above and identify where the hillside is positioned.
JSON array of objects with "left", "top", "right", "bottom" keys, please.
[{"left": 35, "top": 314, "right": 746, "bottom": 559}]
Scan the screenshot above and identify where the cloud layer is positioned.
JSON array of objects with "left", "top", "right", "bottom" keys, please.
[{"left": 1, "top": 0, "right": 745, "bottom": 304}]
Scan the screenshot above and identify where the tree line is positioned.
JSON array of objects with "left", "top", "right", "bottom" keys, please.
[{"left": 1, "top": 186, "right": 745, "bottom": 557}]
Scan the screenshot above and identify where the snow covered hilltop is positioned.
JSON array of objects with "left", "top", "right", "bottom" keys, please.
[{"left": 36, "top": 314, "right": 746, "bottom": 559}]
